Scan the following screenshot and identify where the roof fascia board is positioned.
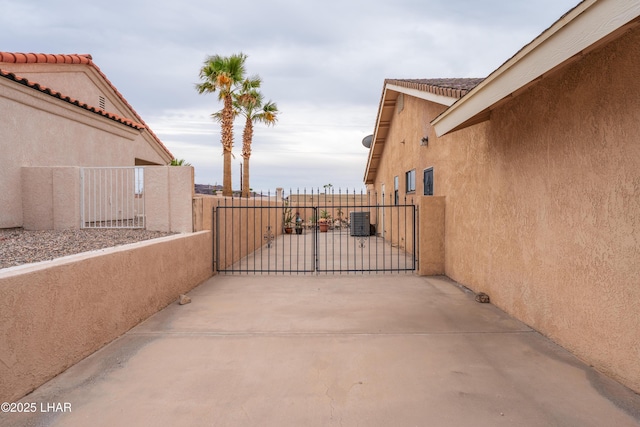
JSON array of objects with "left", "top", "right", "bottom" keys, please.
[
  {"left": 432, "top": 0, "right": 640, "bottom": 137},
  {"left": 364, "top": 86, "right": 393, "bottom": 184},
  {"left": 386, "top": 83, "right": 458, "bottom": 107}
]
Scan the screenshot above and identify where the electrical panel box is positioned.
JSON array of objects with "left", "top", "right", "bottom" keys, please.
[{"left": 350, "top": 211, "right": 370, "bottom": 237}]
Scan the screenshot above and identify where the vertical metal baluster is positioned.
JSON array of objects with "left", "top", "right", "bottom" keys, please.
[
  {"left": 267, "top": 191, "right": 271, "bottom": 273},
  {"left": 260, "top": 191, "right": 264, "bottom": 273},
  {"left": 244, "top": 193, "right": 248, "bottom": 273},
  {"left": 313, "top": 188, "right": 318, "bottom": 273},
  {"left": 215, "top": 201, "right": 220, "bottom": 273},
  {"left": 224, "top": 196, "right": 228, "bottom": 273},
  {"left": 302, "top": 188, "right": 306, "bottom": 273},
  {"left": 374, "top": 191, "right": 379, "bottom": 274},
  {"left": 339, "top": 187, "right": 343, "bottom": 274}
]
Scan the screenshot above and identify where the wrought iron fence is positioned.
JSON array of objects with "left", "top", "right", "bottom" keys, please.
[{"left": 214, "top": 188, "right": 416, "bottom": 274}]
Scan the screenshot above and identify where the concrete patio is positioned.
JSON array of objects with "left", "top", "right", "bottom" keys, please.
[{"left": 2, "top": 274, "right": 639, "bottom": 426}]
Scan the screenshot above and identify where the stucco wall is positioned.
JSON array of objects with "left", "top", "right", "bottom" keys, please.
[
  {"left": 373, "top": 94, "right": 444, "bottom": 255},
  {"left": 476, "top": 26, "right": 640, "bottom": 392},
  {"left": 370, "top": 26, "right": 640, "bottom": 392},
  {"left": 145, "top": 166, "right": 194, "bottom": 233},
  {"left": 0, "top": 75, "right": 168, "bottom": 229},
  {"left": 20, "top": 166, "right": 193, "bottom": 232},
  {"left": 0, "top": 231, "right": 213, "bottom": 402},
  {"left": 417, "top": 196, "right": 445, "bottom": 276},
  {"left": 22, "top": 167, "right": 80, "bottom": 230},
  {"left": 193, "top": 195, "right": 283, "bottom": 271}
]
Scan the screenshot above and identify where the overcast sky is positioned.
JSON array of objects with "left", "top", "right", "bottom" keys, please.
[{"left": 2, "top": 0, "right": 580, "bottom": 192}]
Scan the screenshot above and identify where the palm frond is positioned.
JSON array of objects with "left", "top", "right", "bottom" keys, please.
[
  {"left": 170, "top": 158, "right": 192, "bottom": 166},
  {"left": 257, "top": 100, "right": 279, "bottom": 126},
  {"left": 196, "top": 52, "right": 248, "bottom": 97}
]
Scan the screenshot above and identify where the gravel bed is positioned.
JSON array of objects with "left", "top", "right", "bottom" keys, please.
[{"left": 0, "top": 228, "right": 175, "bottom": 269}]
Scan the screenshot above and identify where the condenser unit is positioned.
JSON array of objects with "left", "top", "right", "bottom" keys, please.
[{"left": 350, "top": 211, "right": 370, "bottom": 237}]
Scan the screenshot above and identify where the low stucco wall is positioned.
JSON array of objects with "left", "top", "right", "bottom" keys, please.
[
  {"left": 20, "top": 166, "right": 193, "bottom": 233},
  {"left": 145, "top": 166, "right": 194, "bottom": 233},
  {"left": 0, "top": 231, "right": 213, "bottom": 402},
  {"left": 22, "top": 167, "right": 80, "bottom": 230}
]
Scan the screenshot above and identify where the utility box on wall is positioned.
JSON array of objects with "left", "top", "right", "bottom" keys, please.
[{"left": 350, "top": 211, "right": 370, "bottom": 237}]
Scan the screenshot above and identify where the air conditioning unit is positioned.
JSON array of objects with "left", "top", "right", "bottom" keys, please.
[{"left": 350, "top": 211, "right": 370, "bottom": 237}]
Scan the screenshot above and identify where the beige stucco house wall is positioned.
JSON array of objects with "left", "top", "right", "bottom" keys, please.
[
  {"left": 365, "top": 2, "right": 640, "bottom": 393},
  {"left": 0, "top": 53, "right": 174, "bottom": 229}
]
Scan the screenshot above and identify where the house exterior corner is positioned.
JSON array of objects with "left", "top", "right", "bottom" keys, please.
[{"left": 365, "top": 22, "right": 640, "bottom": 393}]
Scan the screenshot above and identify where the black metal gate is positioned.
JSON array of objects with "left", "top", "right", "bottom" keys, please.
[{"left": 214, "top": 189, "right": 416, "bottom": 274}]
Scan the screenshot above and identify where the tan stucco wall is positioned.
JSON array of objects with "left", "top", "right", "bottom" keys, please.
[
  {"left": 417, "top": 196, "right": 445, "bottom": 276},
  {"left": 20, "top": 166, "right": 193, "bottom": 232},
  {"left": 370, "top": 26, "right": 640, "bottom": 392},
  {"left": 0, "top": 73, "right": 169, "bottom": 229},
  {"left": 22, "top": 167, "right": 80, "bottom": 230},
  {"left": 0, "top": 231, "right": 213, "bottom": 402},
  {"left": 193, "top": 195, "right": 283, "bottom": 271},
  {"left": 145, "top": 166, "right": 194, "bottom": 233}
]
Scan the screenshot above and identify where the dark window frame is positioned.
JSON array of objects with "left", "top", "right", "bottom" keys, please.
[
  {"left": 405, "top": 169, "right": 416, "bottom": 194},
  {"left": 423, "top": 167, "right": 434, "bottom": 196}
]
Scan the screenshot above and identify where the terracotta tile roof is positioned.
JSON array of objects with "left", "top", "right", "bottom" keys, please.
[
  {"left": 0, "top": 52, "right": 93, "bottom": 65},
  {"left": 385, "top": 78, "right": 485, "bottom": 99},
  {"left": 0, "top": 68, "right": 145, "bottom": 129},
  {"left": 0, "top": 52, "right": 172, "bottom": 158}
]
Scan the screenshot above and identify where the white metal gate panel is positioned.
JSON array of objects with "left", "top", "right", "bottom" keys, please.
[{"left": 80, "top": 167, "right": 145, "bottom": 229}]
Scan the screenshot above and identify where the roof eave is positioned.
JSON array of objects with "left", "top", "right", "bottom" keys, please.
[
  {"left": 82, "top": 61, "right": 174, "bottom": 161},
  {"left": 432, "top": 0, "right": 640, "bottom": 137},
  {"left": 0, "top": 52, "right": 174, "bottom": 161},
  {"left": 364, "top": 82, "right": 459, "bottom": 184}
]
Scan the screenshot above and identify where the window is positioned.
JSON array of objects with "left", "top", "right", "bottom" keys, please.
[
  {"left": 423, "top": 168, "right": 434, "bottom": 196},
  {"left": 394, "top": 176, "right": 399, "bottom": 205},
  {"left": 406, "top": 170, "right": 416, "bottom": 193}
]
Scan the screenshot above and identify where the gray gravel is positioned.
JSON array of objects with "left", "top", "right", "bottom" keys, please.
[{"left": 0, "top": 228, "right": 175, "bottom": 269}]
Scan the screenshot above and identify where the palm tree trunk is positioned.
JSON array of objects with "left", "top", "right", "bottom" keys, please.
[
  {"left": 241, "top": 118, "right": 253, "bottom": 198},
  {"left": 242, "top": 157, "right": 250, "bottom": 198},
  {"left": 221, "top": 94, "right": 234, "bottom": 197},
  {"left": 223, "top": 150, "right": 232, "bottom": 197}
]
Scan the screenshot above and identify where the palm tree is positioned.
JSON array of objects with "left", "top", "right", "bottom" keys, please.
[
  {"left": 170, "top": 158, "right": 191, "bottom": 166},
  {"left": 235, "top": 80, "right": 279, "bottom": 198},
  {"left": 195, "top": 53, "right": 247, "bottom": 197}
]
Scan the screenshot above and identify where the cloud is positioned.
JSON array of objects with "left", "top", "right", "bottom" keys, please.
[{"left": 2, "top": 0, "right": 581, "bottom": 190}]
